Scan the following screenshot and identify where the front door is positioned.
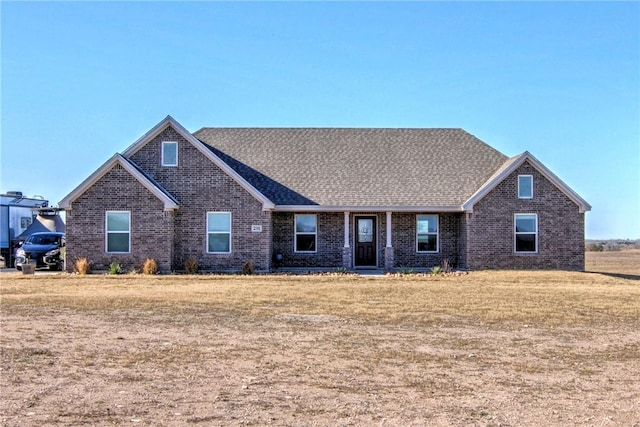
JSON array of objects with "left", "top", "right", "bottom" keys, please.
[{"left": 355, "top": 216, "right": 377, "bottom": 267}]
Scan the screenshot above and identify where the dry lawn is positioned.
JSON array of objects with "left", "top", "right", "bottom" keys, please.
[{"left": 1, "top": 252, "right": 639, "bottom": 426}]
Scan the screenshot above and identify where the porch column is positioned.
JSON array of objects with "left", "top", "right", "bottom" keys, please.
[
  {"left": 342, "top": 211, "right": 352, "bottom": 269},
  {"left": 386, "top": 211, "right": 392, "bottom": 247},
  {"left": 384, "top": 211, "right": 394, "bottom": 271},
  {"left": 344, "top": 211, "right": 350, "bottom": 248}
]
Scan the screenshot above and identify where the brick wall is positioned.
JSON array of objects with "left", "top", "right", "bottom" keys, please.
[
  {"left": 128, "top": 126, "right": 271, "bottom": 272},
  {"left": 272, "top": 212, "right": 344, "bottom": 268},
  {"left": 466, "top": 161, "right": 585, "bottom": 270},
  {"left": 65, "top": 164, "right": 175, "bottom": 272},
  {"left": 392, "top": 213, "right": 463, "bottom": 269}
]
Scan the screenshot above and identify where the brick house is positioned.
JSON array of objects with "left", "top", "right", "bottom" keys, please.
[{"left": 59, "top": 116, "right": 590, "bottom": 272}]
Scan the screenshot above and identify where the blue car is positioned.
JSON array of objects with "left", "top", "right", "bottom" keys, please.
[{"left": 15, "top": 232, "right": 65, "bottom": 271}]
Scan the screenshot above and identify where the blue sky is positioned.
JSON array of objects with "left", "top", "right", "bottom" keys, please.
[{"left": 1, "top": 1, "right": 638, "bottom": 239}]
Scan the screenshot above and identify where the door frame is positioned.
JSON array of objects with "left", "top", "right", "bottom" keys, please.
[{"left": 353, "top": 214, "right": 378, "bottom": 268}]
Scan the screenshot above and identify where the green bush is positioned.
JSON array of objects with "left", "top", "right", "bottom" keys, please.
[{"left": 108, "top": 262, "right": 122, "bottom": 275}]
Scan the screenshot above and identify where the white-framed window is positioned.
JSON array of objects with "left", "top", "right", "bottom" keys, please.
[
  {"left": 416, "top": 214, "right": 439, "bottom": 253},
  {"left": 518, "top": 175, "right": 533, "bottom": 199},
  {"left": 162, "top": 141, "right": 178, "bottom": 166},
  {"left": 514, "top": 213, "right": 538, "bottom": 253},
  {"left": 207, "top": 212, "right": 231, "bottom": 253},
  {"left": 295, "top": 214, "right": 317, "bottom": 253},
  {"left": 106, "top": 211, "right": 131, "bottom": 253}
]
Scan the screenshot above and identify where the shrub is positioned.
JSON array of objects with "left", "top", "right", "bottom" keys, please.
[
  {"left": 184, "top": 257, "right": 198, "bottom": 274},
  {"left": 586, "top": 242, "right": 604, "bottom": 252},
  {"left": 75, "top": 257, "right": 90, "bottom": 275},
  {"left": 398, "top": 267, "right": 415, "bottom": 275},
  {"left": 143, "top": 258, "right": 158, "bottom": 275},
  {"left": 242, "top": 259, "right": 255, "bottom": 275},
  {"left": 108, "top": 262, "right": 123, "bottom": 275},
  {"left": 430, "top": 265, "right": 442, "bottom": 275}
]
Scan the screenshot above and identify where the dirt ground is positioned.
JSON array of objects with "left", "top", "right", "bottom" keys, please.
[{"left": 1, "top": 254, "right": 639, "bottom": 426}]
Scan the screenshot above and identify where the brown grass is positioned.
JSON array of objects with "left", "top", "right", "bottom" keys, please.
[
  {"left": 1, "top": 251, "right": 639, "bottom": 425},
  {"left": 1, "top": 253, "right": 638, "bottom": 326},
  {"left": 586, "top": 248, "right": 640, "bottom": 276}
]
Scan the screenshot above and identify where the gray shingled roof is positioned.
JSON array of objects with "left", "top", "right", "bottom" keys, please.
[{"left": 193, "top": 128, "right": 508, "bottom": 208}]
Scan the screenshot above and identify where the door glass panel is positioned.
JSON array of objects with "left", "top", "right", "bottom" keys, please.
[{"left": 358, "top": 219, "right": 373, "bottom": 243}]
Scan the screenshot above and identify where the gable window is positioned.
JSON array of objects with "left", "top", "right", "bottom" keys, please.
[
  {"left": 417, "top": 214, "right": 439, "bottom": 253},
  {"left": 518, "top": 175, "right": 533, "bottom": 199},
  {"left": 162, "top": 141, "right": 178, "bottom": 166},
  {"left": 295, "top": 214, "right": 317, "bottom": 252},
  {"left": 106, "top": 211, "right": 130, "bottom": 253},
  {"left": 207, "top": 212, "right": 231, "bottom": 253},
  {"left": 515, "top": 214, "right": 538, "bottom": 253}
]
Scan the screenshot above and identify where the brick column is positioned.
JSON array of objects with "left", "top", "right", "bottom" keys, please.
[
  {"left": 384, "top": 247, "right": 394, "bottom": 271},
  {"left": 342, "top": 246, "right": 352, "bottom": 269}
]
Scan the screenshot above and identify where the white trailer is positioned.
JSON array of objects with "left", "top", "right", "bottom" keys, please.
[{"left": 1, "top": 191, "right": 49, "bottom": 266}]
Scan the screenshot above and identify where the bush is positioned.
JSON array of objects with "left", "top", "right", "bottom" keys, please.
[
  {"left": 184, "top": 257, "right": 198, "bottom": 274},
  {"left": 143, "top": 258, "right": 158, "bottom": 275},
  {"left": 242, "top": 259, "right": 255, "bottom": 275},
  {"left": 108, "top": 262, "right": 122, "bottom": 275},
  {"left": 586, "top": 243, "right": 604, "bottom": 252},
  {"left": 75, "top": 257, "right": 90, "bottom": 275}
]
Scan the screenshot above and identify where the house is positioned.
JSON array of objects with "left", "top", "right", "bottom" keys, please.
[{"left": 59, "top": 116, "right": 590, "bottom": 273}]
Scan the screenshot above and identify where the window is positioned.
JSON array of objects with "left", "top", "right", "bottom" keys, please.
[
  {"left": 417, "top": 214, "right": 439, "bottom": 252},
  {"left": 295, "top": 214, "right": 317, "bottom": 252},
  {"left": 518, "top": 175, "right": 533, "bottom": 199},
  {"left": 162, "top": 141, "right": 178, "bottom": 166},
  {"left": 207, "top": 212, "right": 231, "bottom": 253},
  {"left": 515, "top": 214, "right": 538, "bottom": 253},
  {"left": 106, "top": 211, "right": 130, "bottom": 253}
]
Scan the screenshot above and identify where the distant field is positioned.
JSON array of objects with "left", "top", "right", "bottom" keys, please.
[
  {"left": 586, "top": 248, "right": 640, "bottom": 276},
  {"left": 1, "top": 251, "right": 638, "bottom": 426}
]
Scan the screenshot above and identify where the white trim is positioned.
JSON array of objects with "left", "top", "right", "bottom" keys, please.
[
  {"left": 59, "top": 154, "right": 179, "bottom": 211},
  {"left": 416, "top": 214, "right": 439, "bottom": 253},
  {"left": 105, "top": 211, "right": 131, "bottom": 254},
  {"left": 518, "top": 174, "right": 533, "bottom": 199},
  {"left": 294, "top": 214, "right": 317, "bottom": 253},
  {"left": 206, "top": 212, "right": 232, "bottom": 254},
  {"left": 161, "top": 141, "right": 178, "bottom": 167},
  {"left": 122, "top": 116, "right": 275, "bottom": 210},
  {"left": 463, "top": 152, "right": 591, "bottom": 213},
  {"left": 514, "top": 213, "right": 538, "bottom": 254}
]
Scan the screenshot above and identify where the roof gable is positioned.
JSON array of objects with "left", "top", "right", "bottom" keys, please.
[
  {"left": 462, "top": 151, "right": 591, "bottom": 213},
  {"left": 123, "top": 116, "right": 275, "bottom": 210},
  {"left": 59, "top": 154, "right": 180, "bottom": 211}
]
